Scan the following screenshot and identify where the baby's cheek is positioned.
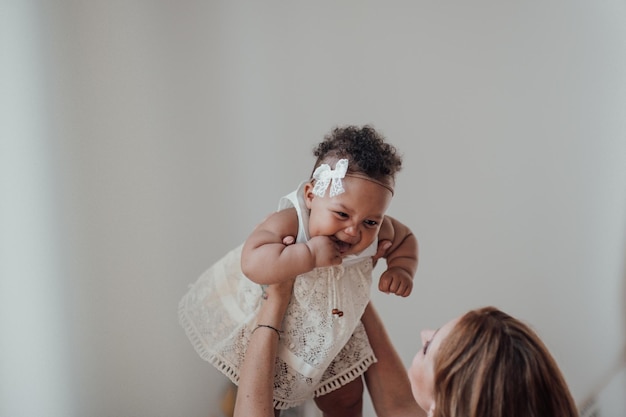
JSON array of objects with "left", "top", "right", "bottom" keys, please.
[
  {"left": 356, "top": 238, "right": 376, "bottom": 254},
  {"left": 363, "top": 230, "right": 379, "bottom": 245}
]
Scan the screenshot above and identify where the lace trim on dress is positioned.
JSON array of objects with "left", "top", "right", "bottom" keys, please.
[
  {"left": 313, "top": 354, "right": 377, "bottom": 397},
  {"left": 178, "top": 294, "right": 241, "bottom": 386}
]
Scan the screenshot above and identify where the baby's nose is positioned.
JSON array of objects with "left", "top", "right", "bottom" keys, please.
[{"left": 344, "top": 224, "right": 359, "bottom": 236}]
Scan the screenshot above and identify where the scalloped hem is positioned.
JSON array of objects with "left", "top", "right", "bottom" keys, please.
[
  {"left": 178, "top": 299, "right": 242, "bottom": 387},
  {"left": 179, "top": 298, "right": 377, "bottom": 410},
  {"left": 313, "top": 354, "right": 377, "bottom": 398}
]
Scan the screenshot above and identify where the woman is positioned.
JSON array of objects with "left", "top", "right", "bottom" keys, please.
[
  {"left": 235, "top": 280, "right": 579, "bottom": 417},
  {"left": 404, "top": 307, "right": 579, "bottom": 417}
]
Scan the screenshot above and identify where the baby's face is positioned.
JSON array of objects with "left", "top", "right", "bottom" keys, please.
[{"left": 304, "top": 176, "right": 393, "bottom": 257}]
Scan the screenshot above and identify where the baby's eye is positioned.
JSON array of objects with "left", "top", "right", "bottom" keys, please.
[
  {"left": 335, "top": 211, "right": 349, "bottom": 218},
  {"left": 364, "top": 220, "right": 378, "bottom": 227}
]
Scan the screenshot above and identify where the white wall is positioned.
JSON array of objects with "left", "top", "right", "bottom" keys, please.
[{"left": 2, "top": 1, "right": 625, "bottom": 417}]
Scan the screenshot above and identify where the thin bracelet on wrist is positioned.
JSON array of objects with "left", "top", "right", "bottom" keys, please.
[{"left": 252, "top": 324, "right": 283, "bottom": 340}]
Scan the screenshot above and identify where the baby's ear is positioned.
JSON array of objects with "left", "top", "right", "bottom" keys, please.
[{"left": 303, "top": 181, "right": 316, "bottom": 208}]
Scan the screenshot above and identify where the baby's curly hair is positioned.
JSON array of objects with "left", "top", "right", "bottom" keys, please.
[{"left": 311, "top": 125, "right": 402, "bottom": 184}]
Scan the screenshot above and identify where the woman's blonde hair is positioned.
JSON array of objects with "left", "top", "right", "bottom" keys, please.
[{"left": 433, "top": 307, "right": 579, "bottom": 417}]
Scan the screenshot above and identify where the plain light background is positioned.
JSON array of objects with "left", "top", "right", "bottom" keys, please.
[{"left": 2, "top": 1, "right": 625, "bottom": 417}]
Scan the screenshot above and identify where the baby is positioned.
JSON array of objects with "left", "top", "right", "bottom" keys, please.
[{"left": 179, "top": 125, "right": 418, "bottom": 416}]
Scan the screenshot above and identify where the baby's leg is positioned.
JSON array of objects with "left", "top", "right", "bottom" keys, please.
[{"left": 314, "top": 377, "right": 363, "bottom": 417}]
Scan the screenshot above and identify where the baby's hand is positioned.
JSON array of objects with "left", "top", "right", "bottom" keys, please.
[
  {"left": 306, "top": 236, "right": 342, "bottom": 268},
  {"left": 378, "top": 266, "right": 413, "bottom": 297}
]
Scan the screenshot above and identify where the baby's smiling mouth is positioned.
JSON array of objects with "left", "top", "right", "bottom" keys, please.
[{"left": 331, "top": 237, "right": 353, "bottom": 254}]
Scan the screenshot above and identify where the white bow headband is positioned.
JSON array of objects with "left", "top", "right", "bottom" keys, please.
[
  {"left": 312, "top": 159, "right": 349, "bottom": 197},
  {"left": 311, "top": 158, "right": 395, "bottom": 197}
]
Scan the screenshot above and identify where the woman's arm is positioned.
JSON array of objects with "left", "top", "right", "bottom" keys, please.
[
  {"left": 233, "top": 280, "right": 294, "bottom": 417},
  {"left": 362, "top": 302, "right": 426, "bottom": 417}
]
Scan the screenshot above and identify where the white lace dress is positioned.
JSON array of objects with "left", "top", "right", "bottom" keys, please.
[{"left": 178, "top": 182, "right": 377, "bottom": 409}]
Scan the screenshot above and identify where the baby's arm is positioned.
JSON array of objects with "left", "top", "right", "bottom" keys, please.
[
  {"left": 241, "top": 208, "right": 342, "bottom": 285},
  {"left": 376, "top": 216, "right": 418, "bottom": 297}
]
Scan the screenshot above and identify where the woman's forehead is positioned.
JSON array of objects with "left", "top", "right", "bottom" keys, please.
[{"left": 431, "top": 316, "right": 462, "bottom": 349}]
